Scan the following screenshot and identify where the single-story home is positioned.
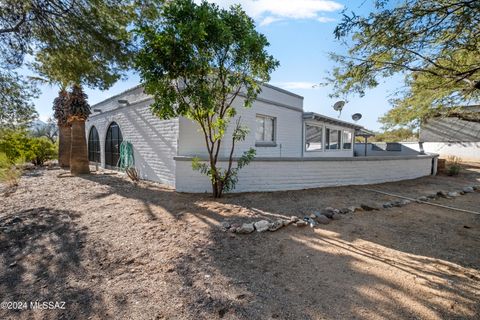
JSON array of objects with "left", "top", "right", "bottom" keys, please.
[{"left": 86, "top": 84, "right": 438, "bottom": 193}]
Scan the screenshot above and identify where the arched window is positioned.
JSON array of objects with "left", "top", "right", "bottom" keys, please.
[
  {"left": 105, "top": 122, "right": 123, "bottom": 168},
  {"left": 88, "top": 126, "right": 100, "bottom": 163}
]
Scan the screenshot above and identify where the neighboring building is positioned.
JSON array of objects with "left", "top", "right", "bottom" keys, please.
[
  {"left": 418, "top": 106, "right": 480, "bottom": 162},
  {"left": 86, "top": 84, "right": 437, "bottom": 193}
]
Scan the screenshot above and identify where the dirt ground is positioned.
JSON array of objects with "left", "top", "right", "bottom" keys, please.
[{"left": 1, "top": 164, "right": 479, "bottom": 320}]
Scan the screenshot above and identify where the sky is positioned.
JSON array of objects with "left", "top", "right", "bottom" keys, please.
[{"left": 32, "top": 0, "right": 401, "bottom": 131}]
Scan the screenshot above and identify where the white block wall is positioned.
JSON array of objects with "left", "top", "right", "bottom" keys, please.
[
  {"left": 178, "top": 88, "right": 304, "bottom": 158},
  {"left": 402, "top": 142, "right": 480, "bottom": 162},
  {"left": 86, "top": 98, "right": 179, "bottom": 187},
  {"left": 175, "top": 155, "right": 436, "bottom": 193}
]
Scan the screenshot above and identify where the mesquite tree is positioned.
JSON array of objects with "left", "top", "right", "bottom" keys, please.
[{"left": 135, "top": 0, "right": 278, "bottom": 197}]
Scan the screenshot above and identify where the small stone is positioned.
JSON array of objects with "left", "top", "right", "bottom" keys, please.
[
  {"left": 268, "top": 220, "right": 284, "bottom": 232},
  {"left": 426, "top": 194, "right": 437, "bottom": 199},
  {"left": 463, "top": 187, "right": 474, "bottom": 193},
  {"left": 472, "top": 185, "right": 480, "bottom": 191},
  {"left": 360, "top": 203, "right": 380, "bottom": 211},
  {"left": 294, "top": 220, "right": 308, "bottom": 227},
  {"left": 347, "top": 206, "right": 358, "bottom": 213},
  {"left": 339, "top": 208, "right": 350, "bottom": 214},
  {"left": 11, "top": 216, "right": 22, "bottom": 224},
  {"left": 417, "top": 196, "right": 428, "bottom": 201},
  {"left": 401, "top": 199, "right": 411, "bottom": 205},
  {"left": 447, "top": 191, "right": 460, "bottom": 197},
  {"left": 391, "top": 200, "right": 403, "bottom": 207},
  {"left": 282, "top": 219, "right": 293, "bottom": 226},
  {"left": 309, "top": 214, "right": 316, "bottom": 219},
  {"left": 236, "top": 223, "right": 255, "bottom": 234},
  {"left": 220, "top": 221, "right": 231, "bottom": 230},
  {"left": 290, "top": 216, "right": 299, "bottom": 222},
  {"left": 319, "top": 207, "right": 335, "bottom": 218},
  {"left": 331, "top": 213, "right": 342, "bottom": 220},
  {"left": 383, "top": 202, "right": 393, "bottom": 208},
  {"left": 254, "top": 220, "right": 271, "bottom": 232},
  {"left": 315, "top": 214, "right": 331, "bottom": 225},
  {"left": 437, "top": 191, "right": 448, "bottom": 198},
  {"left": 9, "top": 262, "right": 17, "bottom": 268}
]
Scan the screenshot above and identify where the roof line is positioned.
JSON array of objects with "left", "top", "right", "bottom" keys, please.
[
  {"left": 90, "top": 84, "right": 144, "bottom": 108},
  {"left": 303, "top": 111, "right": 363, "bottom": 129}
]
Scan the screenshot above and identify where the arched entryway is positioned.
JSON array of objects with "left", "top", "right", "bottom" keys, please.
[
  {"left": 88, "top": 126, "right": 100, "bottom": 163},
  {"left": 105, "top": 122, "right": 123, "bottom": 168}
]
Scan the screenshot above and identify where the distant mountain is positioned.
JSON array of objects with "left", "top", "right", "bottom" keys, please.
[{"left": 29, "top": 119, "right": 47, "bottom": 131}]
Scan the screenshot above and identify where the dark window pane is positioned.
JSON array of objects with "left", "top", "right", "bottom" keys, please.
[{"left": 105, "top": 122, "right": 123, "bottom": 168}]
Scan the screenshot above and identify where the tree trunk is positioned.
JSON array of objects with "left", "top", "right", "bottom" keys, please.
[
  {"left": 69, "top": 119, "right": 90, "bottom": 175},
  {"left": 58, "top": 125, "right": 71, "bottom": 168}
]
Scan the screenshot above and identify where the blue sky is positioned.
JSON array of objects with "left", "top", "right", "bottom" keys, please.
[{"left": 32, "top": 0, "right": 401, "bottom": 131}]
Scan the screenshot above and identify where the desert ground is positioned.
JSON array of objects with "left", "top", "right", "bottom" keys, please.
[{"left": 1, "top": 165, "right": 479, "bottom": 319}]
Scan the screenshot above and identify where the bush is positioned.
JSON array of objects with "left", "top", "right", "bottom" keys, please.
[
  {"left": 24, "top": 137, "right": 58, "bottom": 165},
  {"left": 0, "top": 152, "right": 22, "bottom": 187},
  {"left": 0, "top": 128, "right": 58, "bottom": 166},
  {"left": 446, "top": 156, "right": 461, "bottom": 176}
]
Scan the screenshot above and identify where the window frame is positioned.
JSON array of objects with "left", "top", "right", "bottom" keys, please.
[
  {"left": 304, "top": 122, "right": 324, "bottom": 152},
  {"left": 255, "top": 114, "right": 277, "bottom": 147},
  {"left": 325, "top": 127, "right": 342, "bottom": 151},
  {"left": 342, "top": 130, "right": 353, "bottom": 150}
]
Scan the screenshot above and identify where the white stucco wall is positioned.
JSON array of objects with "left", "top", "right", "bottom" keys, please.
[
  {"left": 174, "top": 155, "right": 437, "bottom": 193},
  {"left": 86, "top": 97, "right": 179, "bottom": 187},
  {"left": 402, "top": 142, "right": 480, "bottom": 162},
  {"left": 178, "top": 87, "right": 305, "bottom": 158}
]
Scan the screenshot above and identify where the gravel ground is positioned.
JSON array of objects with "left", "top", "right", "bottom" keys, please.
[{"left": 0, "top": 165, "right": 479, "bottom": 320}]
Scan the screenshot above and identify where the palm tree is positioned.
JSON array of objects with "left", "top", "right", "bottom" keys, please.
[
  {"left": 53, "top": 89, "right": 71, "bottom": 168},
  {"left": 67, "top": 84, "right": 91, "bottom": 174}
]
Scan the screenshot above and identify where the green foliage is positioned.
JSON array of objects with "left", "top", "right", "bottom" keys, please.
[
  {"left": 328, "top": 0, "right": 480, "bottom": 128},
  {"left": 0, "top": 152, "right": 22, "bottom": 187},
  {"left": 0, "top": 71, "right": 39, "bottom": 128},
  {"left": 446, "top": 156, "right": 461, "bottom": 176},
  {"left": 24, "top": 137, "right": 58, "bottom": 166},
  {"left": 135, "top": 0, "right": 278, "bottom": 197},
  {"left": 0, "top": 128, "right": 57, "bottom": 166},
  {"left": 67, "top": 84, "right": 91, "bottom": 120},
  {"left": 368, "top": 128, "right": 418, "bottom": 142}
]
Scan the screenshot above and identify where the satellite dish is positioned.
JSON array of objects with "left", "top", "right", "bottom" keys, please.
[
  {"left": 351, "top": 113, "right": 362, "bottom": 122},
  {"left": 332, "top": 101, "right": 346, "bottom": 118}
]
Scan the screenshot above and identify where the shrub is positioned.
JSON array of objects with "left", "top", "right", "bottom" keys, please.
[
  {"left": 24, "top": 137, "right": 58, "bottom": 166},
  {"left": 446, "top": 156, "right": 461, "bottom": 176},
  {"left": 0, "top": 152, "right": 22, "bottom": 187}
]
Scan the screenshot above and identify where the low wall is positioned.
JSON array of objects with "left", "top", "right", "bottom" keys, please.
[
  {"left": 355, "top": 142, "right": 480, "bottom": 162},
  {"left": 174, "top": 154, "right": 438, "bottom": 193}
]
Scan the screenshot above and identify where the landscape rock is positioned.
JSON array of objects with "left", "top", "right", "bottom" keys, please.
[
  {"left": 437, "top": 191, "right": 448, "bottom": 198},
  {"left": 348, "top": 206, "right": 359, "bottom": 213},
  {"left": 236, "top": 223, "right": 255, "bottom": 234},
  {"left": 383, "top": 202, "right": 393, "bottom": 208},
  {"left": 339, "top": 208, "right": 350, "bottom": 214},
  {"left": 294, "top": 220, "right": 308, "bottom": 227},
  {"left": 426, "top": 193, "right": 437, "bottom": 199},
  {"left": 304, "top": 217, "right": 317, "bottom": 228},
  {"left": 319, "top": 207, "right": 335, "bottom": 218},
  {"left": 268, "top": 220, "right": 284, "bottom": 232},
  {"left": 254, "top": 220, "right": 271, "bottom": 232},
  {"left": 220, "top": 221, "right": 231, "bottom": 230},
  {"left": 315, "top": 214, "right": 331, "bottom": 225},
  {"left": 290, "top": 216, "right": 299, "bottom": 222},
  {"left": 463, "top": 187, "right": 474, "bottom": 193},
  {"left": 360, "top": 203, "right": 381, "bottom": 211},
  {"left": 401, "top": 199, "right": 411, "bottom": 205},
  {"left": 417, "top": 196, "right": 428, "bottom": 201},
  {"left": 472, "top": 185, "right": 480, "bottom": 191},
  {"left": 447, "top": 191, "right": 460, "bottom": 197},
  {"left": 331, "top": 213, "right": 342, "bottom": 220},
  {"left": 282, "top": 219, "right": 293, "bottom": 226}
]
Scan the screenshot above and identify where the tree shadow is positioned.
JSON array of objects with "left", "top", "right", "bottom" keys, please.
[
  {"left": 0, "top": 207, "right": 110, "bottom": 319},
  {"left": 74, "top": 170, "right": 480, "bottom": 319}
]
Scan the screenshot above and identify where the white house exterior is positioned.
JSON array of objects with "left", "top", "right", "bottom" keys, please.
[{"left": 86, "top": 84, "right": 438, "bottom": 193}]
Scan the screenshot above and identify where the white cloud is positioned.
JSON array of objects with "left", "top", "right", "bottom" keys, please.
[
  {"left": 201, "top": 0, "right": 343, "bottom": 25},
  {"left": 317, "top": 16, "right": 336, "bottom": 23},
  {"left": 272, "top": 81, "right": 319, "bottom": 90}
]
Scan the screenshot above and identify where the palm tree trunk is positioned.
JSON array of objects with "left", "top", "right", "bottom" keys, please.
[
  {"left": 58, "top": 125, "right": 71, "bottom": 168},
  {"left": 69, "top": 119, "right": 90, "bottom": 175}
]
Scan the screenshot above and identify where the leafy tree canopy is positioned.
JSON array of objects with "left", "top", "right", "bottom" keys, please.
[
  {"left": 328, "top": 0, "right": 480, "bottom": 128},
  {"left": 134, "top": 0, "right": 278, "bottom": 197}
]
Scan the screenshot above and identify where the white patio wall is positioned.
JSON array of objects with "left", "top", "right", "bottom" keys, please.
[{"left": 174, "top": 155, "right": 437, "bottom": 193}]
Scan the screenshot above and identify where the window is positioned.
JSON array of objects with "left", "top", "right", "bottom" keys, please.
[
  {"left": 305, "top": 124, "right": 323, "bottom": 151},
  {"left": 326, "top": 128, "right": 341, "bottom": 150},
  {"left": 342, "top": 131, "right": 353, "bottom": 150},
  {"left": 105, "top": 122, "right": 123, "bottom": 168},
  {"left": 88, "top": 126, "right": 100, "bottom": 162},
  {"left": 255, "top": 114, "right": 275, "bottom": 145}
]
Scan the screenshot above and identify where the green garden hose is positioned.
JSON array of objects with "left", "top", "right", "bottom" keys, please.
[{"left": 117, "top": 140, "right": 135, "bottom": 171}]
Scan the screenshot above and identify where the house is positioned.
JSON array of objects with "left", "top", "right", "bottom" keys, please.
[
  {"left": 416, "top": 106, "right": 480, "bottom": 162},
  {"left": 86, "top": 84, "right": 438, "bottom": 193}
]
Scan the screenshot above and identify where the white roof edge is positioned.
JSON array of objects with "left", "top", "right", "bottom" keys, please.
[{"left": 303, "top": 112, "right": 363, "bottom": 129}]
